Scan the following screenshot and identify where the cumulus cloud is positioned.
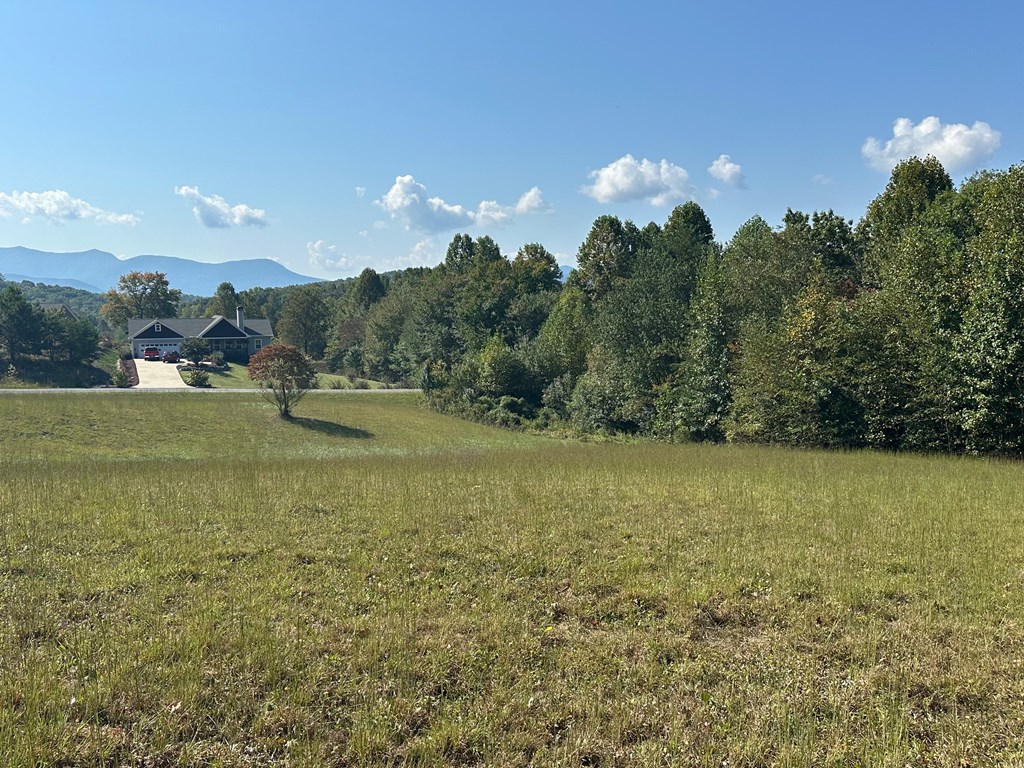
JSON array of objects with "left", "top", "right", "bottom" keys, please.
[
  {"left": 474, "top": 199, "right": 513, "bottom": 228},
  {"left": 408, "top": 237, "right": 435, "bottom": 265},
  {"left": 376, "top": 175, "right": 547, "bottom": 233},
  {"left": 708, "top": 154, "right": 746, "bottom": 188},
  {"left": 515, "top": 186, "right": 549, "bottom": 214},
  {"left": 367, "top": 238, "right": 438, "bottom": 272},
  {"left": 862, "top": 116, "right": 1001, "bottom": 173},
  {"left": 174, "top": 185, "right": 268, "bottom": 228},
  {"left": 306, "top": 236, "right": 441, "bottom": 275},
  {"left": 307, "top": 239, "right": 354, "bottom": 271},
  {"left": 581, "top": 154, "right": 695, "bottom": 206},
  {"left": 0, "top": 190, "right": 139, "bottom": 225}
]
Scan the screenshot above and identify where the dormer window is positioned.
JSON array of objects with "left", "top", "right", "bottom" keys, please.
[{"left": 154, "top": 323, "right": 162, "bottom": 332}]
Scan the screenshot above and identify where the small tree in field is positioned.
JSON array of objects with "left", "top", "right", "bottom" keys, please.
[{"left": 247, "top": 343, "right": 318, "bottom": 418}]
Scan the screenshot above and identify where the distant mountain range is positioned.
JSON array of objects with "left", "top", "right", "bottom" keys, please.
[{"left": 0, "top": 246, "right": 321, "bottom": 296}]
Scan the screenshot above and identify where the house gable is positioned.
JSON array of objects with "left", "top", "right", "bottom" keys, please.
[
  {"left": 134, "top": 322, "right": 185, "bottom": 339},
  {"left": 200, "top": 317, "right": 248, "bottom": 339}
]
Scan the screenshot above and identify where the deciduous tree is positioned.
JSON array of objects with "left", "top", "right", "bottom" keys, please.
[
  {"left": 572, "top": 215, "right": 641, "bottom": 300},
  {"left": 344, "top": 268, "right": 386, "bottom": 314},
  {"left": 206, "top": 281, "right": 241, "bottom": 318},
  {"left": 511, "top": 243, "right": 562, "bottom": 294},
  {"left": 100, "top": 272, "right": 182, "bottom": 330},
  {"left": 278, "top": 284, "right": 329, "bottom": 358},
  {"left": 247, "top": 343, "right": 318, "bottom": 418}
]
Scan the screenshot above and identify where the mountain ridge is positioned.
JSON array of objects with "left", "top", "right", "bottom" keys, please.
[{"left": 0, "top": 246, "right": 321, "bottom": 296}]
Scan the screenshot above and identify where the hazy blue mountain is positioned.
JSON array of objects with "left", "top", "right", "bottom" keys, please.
[
  {"left": 558, "top": 264, "right": 574, "bottom": 282},
  {"left": 0, "top": 246, "right": 321, "bottom": 296}
]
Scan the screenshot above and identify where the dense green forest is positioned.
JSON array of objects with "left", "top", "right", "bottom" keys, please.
[
  {"left": 0, "top": 278, "right": 107, "bottom": 323},
  {"left": 283, "top": 156, "right": 1024, "bottom": 456}
]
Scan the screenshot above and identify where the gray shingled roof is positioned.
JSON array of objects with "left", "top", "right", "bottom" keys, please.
[
  {"left": 38, "top": 303, "right": 79, "bottom": 320},
  {"left": 127, "top": 315, "right": 273, "bottom": 339}
]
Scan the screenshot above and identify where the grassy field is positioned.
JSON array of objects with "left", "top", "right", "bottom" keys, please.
[
  {"left": 202, "top": 364, "right": 383, "bottom": 390},
  {"left": 1, "top": 393, "right": 1023, "bottom": 766}
]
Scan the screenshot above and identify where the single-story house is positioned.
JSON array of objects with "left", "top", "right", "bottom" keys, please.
[{"left": 128, "top": 307, "right": 273, "bottom": 359}]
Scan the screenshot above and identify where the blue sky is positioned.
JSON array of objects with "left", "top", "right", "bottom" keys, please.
[{"left": 1, "top": 1, "right": 1021, "bottom": 280}]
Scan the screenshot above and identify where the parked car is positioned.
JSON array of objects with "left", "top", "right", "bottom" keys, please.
[
  {"left": 143, "top": 347, "right": 160, "bottom": 361},
  {"left": 162, "top": 351, "right": 180, "bottom": 363}
]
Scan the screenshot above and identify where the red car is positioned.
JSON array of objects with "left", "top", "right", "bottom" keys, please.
[
  {"left": 143, "top": 347, "right": 160, "bottom": 361},
  {"left": 162, "top": 351, "right": 180, "bottom": 363}
]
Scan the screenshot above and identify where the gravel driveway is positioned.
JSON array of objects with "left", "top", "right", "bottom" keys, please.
[{"left": 134, "top": 359, "right": 189, "bottom": 389}]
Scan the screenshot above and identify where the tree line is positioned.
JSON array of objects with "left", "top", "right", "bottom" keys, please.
[{"left": 278, "top": 156, "right": 1024, "bottom": 457}]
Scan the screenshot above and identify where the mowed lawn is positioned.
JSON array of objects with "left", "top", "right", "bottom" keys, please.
[
  {"left": 1, "top": 394, "right": 1023, "bottom": 766},
  {"left": 200, "top": 363, "right": 383, "bottom": 390}
]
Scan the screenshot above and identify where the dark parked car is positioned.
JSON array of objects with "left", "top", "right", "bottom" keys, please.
[
  {"left": 143, "top": 347, "right": 160, "bottom": 361},
  {"left": 162, "top": 351, "right": 180, "bottom": 363}
]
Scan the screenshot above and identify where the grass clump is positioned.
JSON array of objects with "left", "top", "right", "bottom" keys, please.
[{"left": 1, "top": 394, "right": 1023, "bottom": 765}]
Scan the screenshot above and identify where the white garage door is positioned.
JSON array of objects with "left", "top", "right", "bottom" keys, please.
[{"left": 135, "top": 341, "right": 182, "bottom": 357}]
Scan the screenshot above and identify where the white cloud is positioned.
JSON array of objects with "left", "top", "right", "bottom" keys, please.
[
  {"left": 813, "top": 173, "right": 832, "bottom": 186},
  {"left": 708, "top": 154, "right": 746, "bottom": 188},
  {"left": 377, "top": 175, "right": 468, "bottom": 232},
  {"left": 355, "top": 186, "right": 366, "bottom": 198},
  {"left": 0, "top": 190, "right": 139, "bottom": 225},
  {"left": 307, "top": 236, "right": 440, "bottom": 275},
  {"left": 409, "top": 237, "right": 435, "bottom": 265},
  {"left": 174, "top": 185, "right": 268, "bottom": 228},
  {"left": 474, "top": 199, "right": 512, "bottom": 228},
  {"left": 515, "top": 186, "right": 550, "bottom": 214},
  {"left": 307, "top": 239, "right": 353, "bottom": 271},
  {"left": 862, "top": 116, "right": 1001, "bottom": 173},
  {"left": 581, "top": 154, "right": 695, "bottom": 206},
  {"left": 376, "top": 175, "right": 547, "bottom": 233}
]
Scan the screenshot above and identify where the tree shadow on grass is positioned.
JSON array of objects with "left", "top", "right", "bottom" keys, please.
[{"left": 290, "top": 416, "right": 373, "bottom": 439}]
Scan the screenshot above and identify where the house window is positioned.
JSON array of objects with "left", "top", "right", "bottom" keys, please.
[
  {"left": 255, "top": 339, "right": 262, "bottom": 350},
  {"left": 154, "top": 323, "right": 162, "bottom": 332}
]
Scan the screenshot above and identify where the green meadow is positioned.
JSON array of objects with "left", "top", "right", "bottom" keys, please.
[{"left": 1, "top": 393, "right": 1023, "bottom": 766}]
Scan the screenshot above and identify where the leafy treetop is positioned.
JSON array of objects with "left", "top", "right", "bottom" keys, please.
[
  {"left": 247, "top": 343, "right": 318, "bottom": 418},
  {"left": 101, "top": 271, "right": 182, "bottom": 330}
]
